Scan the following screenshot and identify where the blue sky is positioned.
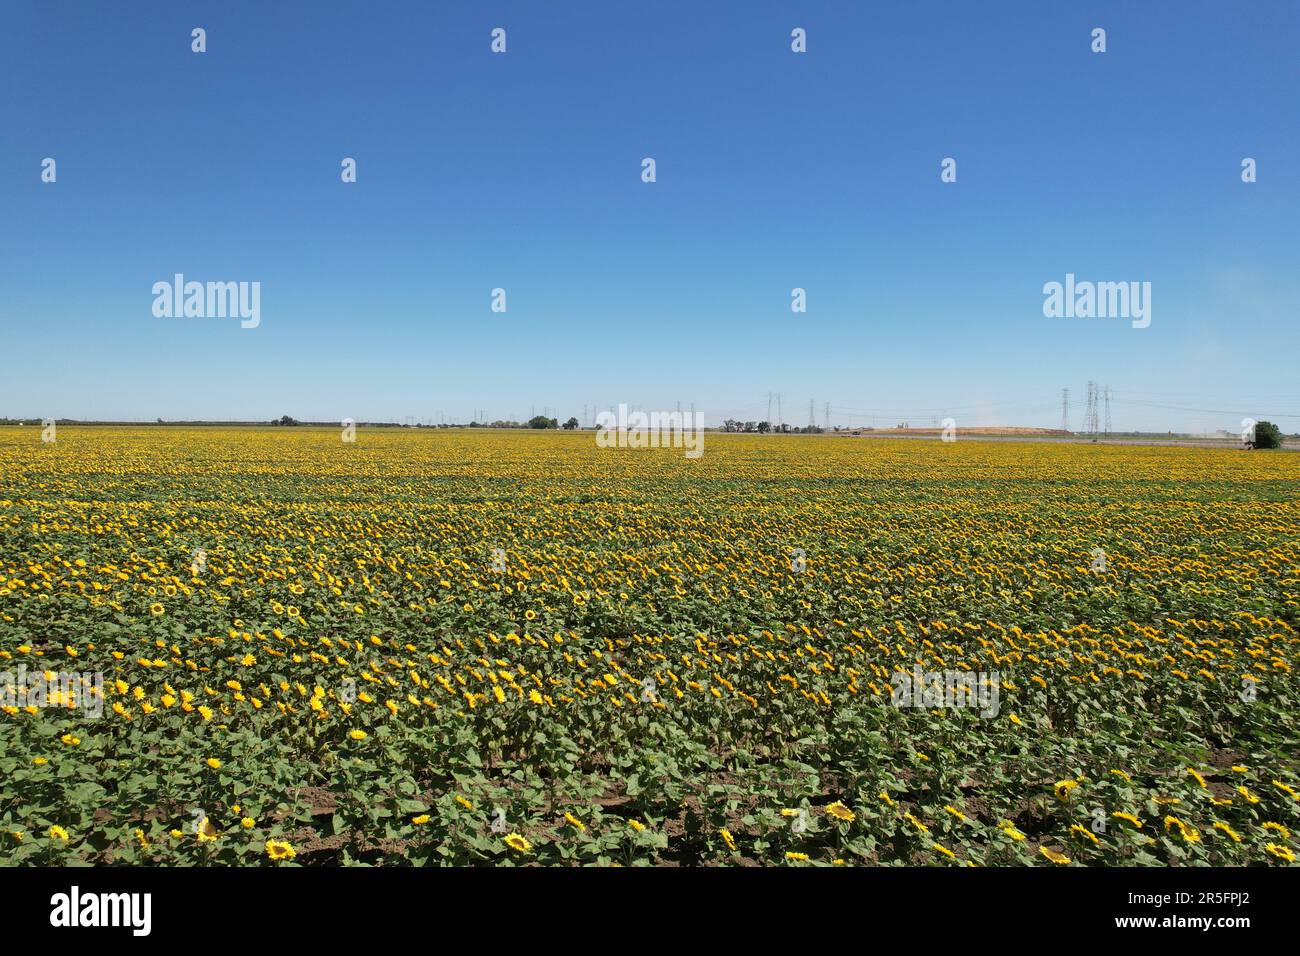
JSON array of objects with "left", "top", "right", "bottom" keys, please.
[{"left": 1, "top": 0, "right": 1296, "bottom": 431}]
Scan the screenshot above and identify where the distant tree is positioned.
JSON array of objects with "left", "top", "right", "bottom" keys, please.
[
  {"left": 528, "top": 415, "right": 558, "bottom": 430},
  {"left": 274, "top": 415, "right": 300, "bottom": 427},
  {"left": 1251, "top": 421, "right": 1283, "bottom": 449},
  {"left": 756, "top": 421, "right": 770, "bottom": 434},
  {"left": 563, "top": 416, "right": 579, "bottom": 430}
]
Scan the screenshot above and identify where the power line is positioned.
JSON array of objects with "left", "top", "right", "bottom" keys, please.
[
  {"left": 1112, "top": 397, "right": 1300, "bottom": 419},
  {"left": 833, "top": 393, "right": 1061, "bottom": 415}
]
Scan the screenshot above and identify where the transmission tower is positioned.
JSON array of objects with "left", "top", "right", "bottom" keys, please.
[
  {"left": 1061, "top": 388, "right": 1070, "bottom": 433},
  {"left": 823, "top": 402, "right": 830, "bottom": 430},
  {"left": 1103, "top": 386, "right": 1112, "bottom": 436},
  {"left": 1083, "top": 382, "right": 1100, "bottom": 435},
  {"left": 808, "top": 399, "right": 816, "bottom": 430}
]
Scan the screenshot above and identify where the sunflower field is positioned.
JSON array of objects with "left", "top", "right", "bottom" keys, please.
[{"left": 1, "top": 426, "right": 1297, "bottom": 866}]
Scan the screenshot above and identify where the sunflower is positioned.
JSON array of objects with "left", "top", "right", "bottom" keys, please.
[
  {"left": 266, "top": 839, "right": 297, "bottom": 860},
  {"left": 825, "top": 801, "right": 856, "bottom": 822},
  {"left": 1212, "top": 822, "right": 1241, "bottom": 842},
  {"left": 1272, "top": 780, "right": 1299, "bottom": 802},
  {"left": 1164, "top": 816, "right": 1200, "bottom": 843},
  {"left": 1000, "top": 822, "right": 1026, "bottom": 841},
  {"left": 1071, "top": 824, "right": 1101, "bottom": 845},
  {"left": 504, "top": 833, "right": 532, "bottom": 853}
]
